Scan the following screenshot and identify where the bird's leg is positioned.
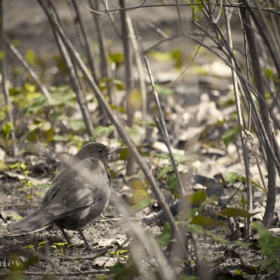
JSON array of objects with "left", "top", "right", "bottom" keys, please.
[
  {"left": 60, "top": 228, "right": 71, "bottom": 244},
  {"left": 78, "top": 229, "right": 91, "bottom": 251}
]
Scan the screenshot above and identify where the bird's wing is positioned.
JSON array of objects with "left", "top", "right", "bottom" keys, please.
[
  {"left": 44, "top": 158, "right": 110, "bottom": 217},
  {"left": 50, "top": 185, "right": 100, "bottom": 217}
]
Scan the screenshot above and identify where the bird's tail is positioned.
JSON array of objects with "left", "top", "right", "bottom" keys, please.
[{"left": 8, "top": 211, "right": 54, "bottom": 232}]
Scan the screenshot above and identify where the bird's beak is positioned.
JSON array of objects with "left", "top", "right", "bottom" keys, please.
[{"left": 109, "top": 146, "right": 125, "bottom": 154}]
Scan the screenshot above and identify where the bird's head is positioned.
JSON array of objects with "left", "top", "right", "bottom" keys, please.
[{"left": 74, "top": 142, "right": 123, "bottom": 163}]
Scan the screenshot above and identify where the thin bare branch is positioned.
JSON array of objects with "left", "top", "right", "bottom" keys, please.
[
  {"left": 0, "top": 0, "right": 16, "bottom": 156},
  {"left": 70, "top": 0, "right": 98, "bottom": 83},
  {"left": 4, "top": 37, "right": 52, "bottom": 101},
  {"left": 127, "top": 15, "right": 147, "bottom": 122},
  {"left": 239, "top": 2, "right": 277, "bottom": 228},
  {"left": 143, "top": 56, "right": 185, "bottom": 198},
  {"left": 120, "top": 0, "right": 136, "bottom": 176}
]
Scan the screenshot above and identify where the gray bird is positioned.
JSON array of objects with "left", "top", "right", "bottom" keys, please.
[{"left": 8, "top": 142, "right": 122, "bottom": 250}]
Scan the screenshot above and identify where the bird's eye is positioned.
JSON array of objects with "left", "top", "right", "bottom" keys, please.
[{"left": 98, "top": 148, "right": 104, "bottom": 154}]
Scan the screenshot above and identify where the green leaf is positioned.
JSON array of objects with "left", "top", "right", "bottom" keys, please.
[
  {"left": 94, "top": 125, "right": 115, "bottom": 137},
  {"left": 154, "top": 153, "right": 174, "bottom": 161},
  {"left": 206, "top": 231, "right": 229, "bottom": 244},
  {"left": 138, "top": 121, "right": 157, "bottom": 127},
  {"left": 240, "top": 195, "right": 246, "bottom": 209},
  {"left": 198, "top": 196, "right": 218, "bottom": 213},
  {"left": 0, "top": 50, "right": 5, "bottom": 60},
  {"left": 25, "top": 49, "right": 36, "bottom": 65},
  {"left": 117, "top": 147, "right": 129, "bottom": 160},
  {"left": 188, "top": 0, "right": 203, "bottom": 21},
  {"left": 113, "top": 79, "right": 125, "bottom": 90},
  {"left": 189, "top": 224, "right": 229, "bottom": 244},
  {"left": 24, "top": 83, "right": 36, "bottom": 93},
  {"left": 222, "top": 126, "right": 239, "bottom": 147},
  {"left": 224, "top": 207, "right": 258, "bottom": 218},
  {"left": 20, "top": 162, "right": 27, "bottom": 171},
  {"left": 265, "top": 92, "right": 270, "bottom": 99},
  {"left": 188, "top": 223, "right": 204, "bottom": 234},
  {"left": 255, "top": 255, "right": 280, "bottom": 270},
  {"left": 53, "top": 242, "right": 68, "bottom": 247},
  {"left": 250, "top": 178, "right": 266, "bottom": 192},
  {"left": 155, "top": 84, "right": 174, "bottom": 95},
  {"left": 109, "top": 52, "right": 124, "bottom": 67},
  {"left": 38, "top": 240, "right": 49, "bottom": 246},
  {"left": 172, "top": 48, "right": 182, "bottom": 69},
  {"left": 234, "top": 241, "right": 252, "bottom": 249},
  {"left": 224, "top": 172, "right": 266, "bottom": 193},
  {"left": 0, "top": 161, "right": 7, "bottom": 171},
  {"left": 127, "top": 90, "right": 142, "bottom": 110},
  {"left": 150, "top": 51, "right": 172, "bottom": 61},
  {"left": 22, "top": 255, "right": 40, "bottom": 270},
  {"left": 265, "top": 67, "right": 274, "bottom": 78},
  {"left": 2, "top": 122, "right": 13, "bottom": 138},
  {"left": 36, "top": 183, "right": 52, "bottom": 189},
  {"left": 255, "top": 221, "right": 280, "bottom": 256},
  {"left": 110, "top": 259, "right": 139, "bottom": 278},
  {"left": 124, "top": 124, "right": 144, "bottom": 146},
  {"left": 221, "top": 95, "right": 236, "bottom": 107},
  {"left": 224, "top": 172, "right": 245, "bottom": 183},
  {"left": 166, "top": 172, "right": 178, "bottom": 196},
  {"left": 157, "top": 165, "right": 173, "bottom": 179},
  {"left": 69, "top": 119, "right": 86, "bottom": 131},
  {"left": 132, "top": 197, "right": 154, "bottom": 212},
  {"left": 100, "top": 78, "right": 125, "bottom": 91},
  {"left": 24, "top": 244, "right": 34, "bottom": 250},
  {"left": 185, "top": 190, "right": 207, "bottom": 204},
  {"left": 157, "top": 223, "right": 172, "bottom": 247},
  {"left": 191, "top": 215, "right": 225, "bottom": 228},
  {"left": 49, "top": 91, "right": 75, "bottom": 106},
  {"left": 53, "top": 134, "right": 71, "bottom": 142},
  {"left": 110, "top": 262, "right": 126, "bottom": 274},
  {"left": 179, "top": 277, "right": 200, "bottom": 280}
]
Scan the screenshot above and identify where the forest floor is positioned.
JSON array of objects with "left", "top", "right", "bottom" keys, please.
[{"left": 1, "top": 1, "right": 280, "bottom": 279}]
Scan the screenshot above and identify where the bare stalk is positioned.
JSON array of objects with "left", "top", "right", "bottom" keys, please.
[
  {"left": 89, "top": 0, "right": 114, "bottom": 104},
  {"left": 243, "top": 0, "right": 280, "bottom": 74},
  {"left": 239, "top": 3, "right": 276, "bottom": 228},
  {"left": 0, "top": 0, "right": 16, "bottom": 156},
  {"left": 224, "top": 7, "right": 252, "bottom": 237},
  {"left": 48, "top": 0, "right": 93, "bottom": 137},
  {"left": 120, "top": 0, "right": 136, "bottom": 176},
  {"left": 143, "top": 56, "right": 185, "bottom": 198},
  {"left": 4, "top": 37, "right": 52, "bottom": 101},
  {"left": 127, "top": 15, "right": 147, "bottom": 123},
  {"left": 69, "top": 0, "right": 98, "bottom": 83}
]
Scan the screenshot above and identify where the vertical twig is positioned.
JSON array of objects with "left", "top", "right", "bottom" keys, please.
[
  {"left": 126, "top": 15, "right": 147, "bottom": 125},
  {"left": 101, "top": 0, "right": 122, "bottom": 39},
  {"left": 224, "top": 7, "right": 253, "bottom": 237},
  {"left": 0, "top": 0, "right": 16, "bottom": 156},
  {"left": 48, "top": 0, "right": 93, "bottom": 137},
  {"left": 243, "top": 0, "right": 280, "bottom": 74},
  {"left": 143, "top": 56, "right": 185, "bottom": 198},
  {"left": 120, "top": 0, "right": 136, "bottom": 176},
  {"left": 239, "top": 3, "right": 276, "bottom": 228},
  {"left": 89, "top": 0, "right": 114, "bottom": 104},
  {"left": 69, "top": 0, "right": 98, "bottom": 83},
  {"left": 4, "top": 37, "right": 52, "bottom": 101}
]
